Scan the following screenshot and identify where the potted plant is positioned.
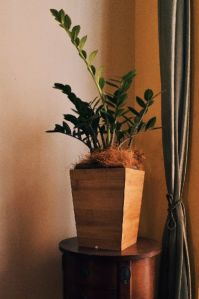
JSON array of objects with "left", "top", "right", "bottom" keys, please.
[{"left": 47, "top": 9, "right": 159, "bottom": 251}]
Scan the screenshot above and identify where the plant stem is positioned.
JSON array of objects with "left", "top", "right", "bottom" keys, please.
[
  {"left": 99, "top": 130, "right": 106, "bottom": 149},
  {"left": 63, "top": 28, "right": 106, "bottom": 104},
  {"left": 63, "top": 27, "right": 112, "bottom": 149},
  {"left": 118, "top": 137, "right": 131, "bottom": 149}
]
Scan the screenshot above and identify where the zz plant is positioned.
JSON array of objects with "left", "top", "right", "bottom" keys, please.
[{"left": 47, "top": 9, "right": 159, "bottom": 153}]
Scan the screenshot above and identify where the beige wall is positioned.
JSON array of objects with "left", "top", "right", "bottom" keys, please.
[{"left": 0, "top": 0, "right": 134, "bottom": 298}]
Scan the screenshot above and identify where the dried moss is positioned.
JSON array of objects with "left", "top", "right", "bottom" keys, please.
[{"left": 75, "top": 148, "right": 145, "bottom": 170}]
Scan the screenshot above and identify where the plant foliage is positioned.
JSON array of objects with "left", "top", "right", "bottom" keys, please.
[{"left": 47, "top": 9, "right": 159, "bottom": 152}]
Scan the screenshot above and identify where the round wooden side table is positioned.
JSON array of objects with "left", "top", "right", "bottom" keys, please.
[{"left": 59, "top": 237, "right": 160, "bottom": 299}]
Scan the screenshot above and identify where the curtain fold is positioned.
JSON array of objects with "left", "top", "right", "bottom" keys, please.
[{"left": 158, "top": 0, "right": 192, "bottom": 298}]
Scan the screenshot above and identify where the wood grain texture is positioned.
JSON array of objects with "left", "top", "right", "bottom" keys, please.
[
  {"left": 70, "top": 168, "right": 145, "bottom": 251},
  {"left": 122, "top": 168, "right": 145, "bottom": 250},
  {"left": 59, "top": 237, "right": 161, "bottom": 259},
  {"left": 60, "top": 237, "right": 160, "bottom": 299},
  {"left": 131, "top": 257, "right": 158, "bottom": 299}
]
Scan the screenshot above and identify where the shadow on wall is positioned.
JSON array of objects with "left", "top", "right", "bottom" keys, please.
[{"left": 0, "top": 126, "right": 68, "bottom": 299}]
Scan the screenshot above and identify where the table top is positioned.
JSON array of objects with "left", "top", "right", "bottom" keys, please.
[{"left": 59, "top": 237, "right": 161, "bottom": 259}]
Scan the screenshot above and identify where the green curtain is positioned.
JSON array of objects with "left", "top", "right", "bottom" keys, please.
[{"left": 158, "top": 0, "right": 192, "bottom": 298}]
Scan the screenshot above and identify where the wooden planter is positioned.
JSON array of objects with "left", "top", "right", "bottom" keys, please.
[{"left": 70, "top": 168, "right": 145, "bottom": 251}]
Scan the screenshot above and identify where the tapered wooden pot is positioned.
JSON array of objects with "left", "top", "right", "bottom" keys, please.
[{"left": 70, "top": 168, "right": 145, "bottom": 251}]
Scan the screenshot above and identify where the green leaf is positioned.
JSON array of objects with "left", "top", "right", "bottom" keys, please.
[
  {"left": 120, "top": 116, "right": 133, "bottom": 125},
  {"left": 64, "top": 14, "right": 71, "bottom": 29},
  {"left": 82, "top": 50, "right": 87, "bottom": 59},
  {"left": 139, "top": 108, "right": 147, "bottom": 118},
  {"left": 95, "top": 66, "right": 104, "bottom": 81},
  {"left": 71, "top": 25, "right": 81, "bottom": 41},
  {"left": 115, "top": 108, "right": 124, "bottom": 117},
  {"left": 122, "top": 70, "right": 136, "bottom": 81},
  {"left": 50, "top": 9, "right": 61, "bottom": 21},
  {"left": 101, "top": 110, "right": 115, "bottom": 124},
  {"left": 88, "top": 50, "right": 98, "bottom": 64},
  {"left": 54, "top": 83, "right": 71, "bottom": 94},
  {"left": 75, "top": 37, "right": 80, "bottom": 46},
  {"left": 128, "top": 106, "right": 140, "bottom": 116},
  {"left": 117, "top": 93, "right": 127, "bottom": 106},
  {"left": 79, "top": 35, "right": 87, "bottom": 49},
  {"left": 46, "top": 124, "right": 65, "bottom": 134},
  {"left": 136, "top": 96, "right": 146, "bottom": 108},
  {"left": 123, "top": 115, "right": 134, "bottom": 126},
  {"left": 122, "top": 79, "right": 132, "bottom": 92},
  {"left": 63, "top": 114, "right": 78, "bottom": 125},
  {"left": 99, "top": 77, "right": 105, "bottom": 89},
  {"left": 144, "top": 89, "right": 154, "bottom": 101},
  {"left": 63, "top": 121, "right": 71, "bottom": 134},
  {"left": 59, "top": 9, "right": 65, "bottom": 24},
  {"left": 90, "top": 65, "right": 96, "bottom": 75},
  {"left": 145, "top": 117, "right": 157, "bottom": 130},
  {"left": 106, "top": 95, "right": 117, "bottom": 105}
]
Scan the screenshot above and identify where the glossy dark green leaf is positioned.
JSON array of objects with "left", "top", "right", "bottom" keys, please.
[
  {"left": 54, "top": 83, "right": 71, "bottom": 93},
  {"left": 64, "top": 14, "right": 71, "bottom": 29},
  {"left": 128, "top": 106, "right": 139, "bottom": 116},
  {"left": 134, "top": 115, "right": 141, "bottom": 123},
  {"left": 71, "top": 25, "right": 81, "bottom": 41},
  {"left": 123, "top": 115, "right": 134, "bottom": 126},
  {"left": 136, "top": 96, "right": 146, "bottom": 108},
  {"left": 99, "top": 125, "right": 106, "bottom": 134},
  {"left": 144, "top": 89, "right": 154, "bottom": 101},
  {"left": 117, "top": 94, "right": 127, "bottom": 106},
  {"left": 90, "top": 65, "right": 96, "bottom": 75},
  {"left": 106, "top": 100, "right": 116, "bottom": 108},
  {"left": 101, "top": 110, "right": 115, "bottom": 124},
  {"left": 46, "top": 124, "right": 65, "bottom": 134},
  {"left": 120, "top": 116, "right": 133, "bottom": 125},
  {"left": 62, "top": 122, "right": 71, "bottom": 134},
  {"left": 106, "top": 95, "right": 117, "bottom": 105},
  {"left": 50, "top": 9, "right": 61, "bottom": 22},
  {"left": 115, "top": 108, "right": 124, "bottom": 117},
  {"left": 59, "top": 9, "right": 65, "bottom": 24},
  {"left": 63, "top": 114, "right": 78, "bottom": 125},
  {"left": 82, "top": 50, "right": 87, "bottom": 59},
  {"left": 122, "top": 80, "right": 132, "bottom": 92},
  {"left": 99, "top": 77, "right": 105, "bottom": 89},
  {"left": 75, "top": 37, "right": 80, "bottom": 46},
  {"left": 122, "top": 70, "right": 136, "bottom": 81},
  {"left": 145, "top": 117, "right": 157, "bottom": 130},
  {"left": 139, "top": 108, "right": 147, "bottom": 118}
]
